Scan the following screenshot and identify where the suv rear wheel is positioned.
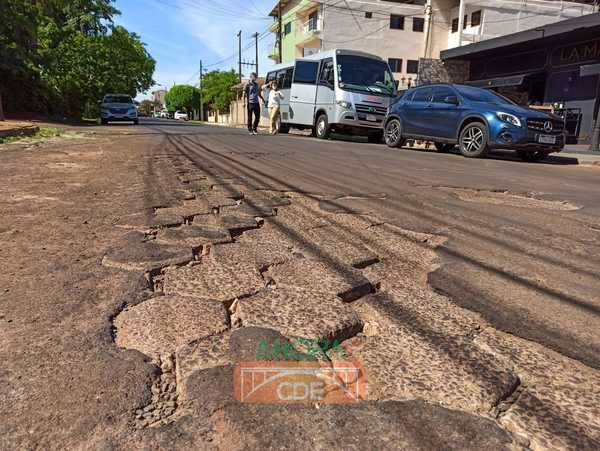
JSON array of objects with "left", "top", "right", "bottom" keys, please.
[
  {"left": 384, "top": 118, "right": 405, "bottom": 148},
  {"left": 315, "top": 113, "right": 330, "bottom": 139},
  {"left": 434, "top": 142, "right": 454, "bottom": 153},
  {"left": 517, "top": 149, "right": 550, "bottom": 162},
  {"left": 459, "top": 122, "right": 489, "bottom": 158}
]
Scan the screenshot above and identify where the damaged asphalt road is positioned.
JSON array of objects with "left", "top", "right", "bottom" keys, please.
[{"left": 1, "top": 119, "right": 599, "bottom": 450}]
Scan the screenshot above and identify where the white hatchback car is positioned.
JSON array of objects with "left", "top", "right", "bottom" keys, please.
[{"left": 174, "top": 111, "right": 188, "bottom": 121}]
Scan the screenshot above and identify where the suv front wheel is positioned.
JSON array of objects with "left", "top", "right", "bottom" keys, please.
[
  {"left": 384, "top": 118, "right": 405, "bottom": 148},
  {"left": 459, "top": 122, "right": 489, "bottom": 158}
]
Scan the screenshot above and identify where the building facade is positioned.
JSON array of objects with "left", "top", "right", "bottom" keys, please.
[
  {"left": 267, "top": 0, "right": 599, "bottom": 143},
  {"left": 268, "top": 0, "right": 431, "bottom": 89},
  {"left": 427, "top": 0, "right": 597, "bottom": 59},
  {"left": 151, "top": 89, "right": 167, "bottom": 111}
]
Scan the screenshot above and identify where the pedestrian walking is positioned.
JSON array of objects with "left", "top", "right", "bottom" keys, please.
[
  {"left": 268, "top": 81, "right": 284, "bottom": 135},
  {"left": 243, "top": 72, "right": 264, "bottom": 135}
]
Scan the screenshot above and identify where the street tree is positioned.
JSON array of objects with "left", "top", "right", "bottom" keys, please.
[
  {"left": 0, "top": 0, "right": 155, "bottom": 117},
  {"left": 39, "top": 25, "right": 155, "bottom": 117},
  {"left": 201, "top": 70, "right": 238, "bottom": 112},
  {"left": 165, "top": 85, "right": 201, "bottom": 112}
]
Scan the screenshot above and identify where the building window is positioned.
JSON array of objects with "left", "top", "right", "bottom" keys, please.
[
  {"left": 307, "top": 10, "right": 319, "bottom": 31},
  {"left": 471, "top": 10, "right": 482, "bottom": 27},
  {"left": 365, "top": 12, "right": 372, "bottom": 19},
  {"left": 388, "top": 58, "right": 403, "bottom": 73},
  {"left": 413, "top": 17, "right": 425, "bottom": 32},
  {"left": 463, "top": 15, "right": 468, "bottom": 29},
  {"left": 284, "top": 22, "right": 292, "bottom": 35},
  {"left": 407, "top": 59, "right": 419, "bottom": 74},
  {"left": 451, "top": 18, "right": 458, "bottom": 33},
  {"left": 390, "top": 15, "right": 404, "bottom": 30}
]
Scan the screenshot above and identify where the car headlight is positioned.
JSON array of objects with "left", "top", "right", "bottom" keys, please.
[
  {"left": 336, "top": 100, "right": 352, "bottom": 109},
  {"left": 497, "top": 112, "right": 522, "bottom": 127}
]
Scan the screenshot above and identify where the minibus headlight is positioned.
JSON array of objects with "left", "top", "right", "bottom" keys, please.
[{"left": 336, "top": 100, "right": 352, "bottom": 109}]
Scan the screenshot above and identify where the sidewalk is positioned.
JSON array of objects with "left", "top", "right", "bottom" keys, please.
[
  {"left": 561, "top": 144, "right": 600, "bottom": 166},
  {"left": 0, "top": 120, "right": 39, "bottom": 139}
]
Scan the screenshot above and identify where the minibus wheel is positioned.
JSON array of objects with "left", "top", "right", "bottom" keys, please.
[{"left": 315, "top": 113, "right": 330, "bottom": 139}]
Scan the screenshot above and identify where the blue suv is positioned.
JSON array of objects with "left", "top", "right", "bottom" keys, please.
[{"left": 383, "top": 83, "right": 565, "bottom": 161}]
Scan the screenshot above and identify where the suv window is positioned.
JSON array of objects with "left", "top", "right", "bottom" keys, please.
[
  {"left": 431, "top": 86, "right": 455, "bottom": 103},
  {"left": 412, "top": 88, "right": 432, "bottom": 102},
  {"left": 455, "top": 85, "right": 515, "bottom": 105},
  {"left": 103, "top": 95, "right": 132, "bottom": 104}
]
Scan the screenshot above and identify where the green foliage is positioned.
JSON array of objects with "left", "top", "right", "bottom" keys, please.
[
  {"left": 0, "top": 0, "right": 155, "bottom": 117},
  {"left": 165, "top": 85, "right": 201, "bottom": 112},
  {"left": 0, "top": 127, "right": 65, "bottom": 144},
  {"left": 202, "top": 70, "right": 238, "bottom": 112}
]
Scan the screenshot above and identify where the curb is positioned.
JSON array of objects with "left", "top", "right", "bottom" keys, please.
[{"left": 0, "top": 124, "right": 40, "bottom": 139}]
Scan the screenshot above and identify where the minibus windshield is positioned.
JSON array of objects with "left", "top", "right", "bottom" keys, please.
[{"left": 337, "top": 55, "right": 395, "bottom": 97}]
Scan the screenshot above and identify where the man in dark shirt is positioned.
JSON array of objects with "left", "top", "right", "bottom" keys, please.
[{"left": 243, "top": 72, "right": 264, "bottom": 135}]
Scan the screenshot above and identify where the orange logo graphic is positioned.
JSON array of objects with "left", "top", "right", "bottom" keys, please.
[{"left": 234, "top": 360, "right": 367, "bottom": 404}]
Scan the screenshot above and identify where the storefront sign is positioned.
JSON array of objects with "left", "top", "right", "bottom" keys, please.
[{"left": 553, "top": 39, "right": 600, "bottom": 67}]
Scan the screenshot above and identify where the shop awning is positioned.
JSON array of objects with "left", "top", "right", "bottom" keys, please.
[{"left": 466, "top": 74, "right": 528, "bottom": 89}]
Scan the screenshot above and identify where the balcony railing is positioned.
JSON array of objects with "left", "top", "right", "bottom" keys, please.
[{"left": 302, "top": 17, "right": 322, "bottom": 35}]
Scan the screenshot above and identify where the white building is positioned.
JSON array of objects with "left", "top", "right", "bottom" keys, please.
[
  {"left": 269, "top": 0, "right": 431, "bottom": 89},
  {"left": 428, "top": 0, "right": 597, "bottom": 58}
]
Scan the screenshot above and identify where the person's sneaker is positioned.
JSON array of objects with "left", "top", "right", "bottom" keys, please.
[
  {"left": 248, "top": 131, "right": 253, "bottom": 135},
  {"left": 252, "top": 130, "right": 258, "bottom": 135}
]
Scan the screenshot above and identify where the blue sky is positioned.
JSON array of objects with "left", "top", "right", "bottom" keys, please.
[{"left": 114, "top": 0, "right": 279, "bottom": 99}]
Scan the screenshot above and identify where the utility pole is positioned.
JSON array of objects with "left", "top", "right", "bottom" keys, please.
[
  {"left": 423, "top": 4, "right": 432, "bottom": 59},
  {"left": 457, "top": 0, "right": 465, "bottom": 47},
  {"left": 253, "top": 32, "right": 260, "bottom": 76},
  {"left": 238, "top": 30, "right": 243, "bottom": 83},
  {"left": 199, "top": 60, "right": 204, "bottom": 122},
  {"left": 278, "top": 2, "right": 283, "bottom": 64}
]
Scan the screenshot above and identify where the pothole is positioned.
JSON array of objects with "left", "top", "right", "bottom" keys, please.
[{"left": 438, "top": 187, "right": 580, "bottom": 211}]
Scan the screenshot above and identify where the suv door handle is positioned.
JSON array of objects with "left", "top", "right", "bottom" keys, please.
[{"left": 292, "top": 96, "right": 299, "bottom": 99}]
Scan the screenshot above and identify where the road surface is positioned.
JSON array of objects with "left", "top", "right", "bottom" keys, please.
[{"left": 1, "top": 118, "right": 599, "bottom": 450}]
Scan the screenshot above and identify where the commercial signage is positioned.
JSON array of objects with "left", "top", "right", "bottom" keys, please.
[{"left": 553, "top": 39, "right": 600, "bottom": 67}]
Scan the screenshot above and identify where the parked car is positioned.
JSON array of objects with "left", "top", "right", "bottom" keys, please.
[
  {"left": 383, "top": 83, "right": 566, "bottom": 161},
  {"left": 159, "top": 109, "right": 170, "bottom": 118},
  {"left": 100, "top": 94, "right": 138, "bottom": 125},
  {"left": 174, "top": 111, "right": 188, "bottom": 121}
]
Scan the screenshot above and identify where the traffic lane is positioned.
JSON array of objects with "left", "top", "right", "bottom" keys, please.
[
  {"left": 148, "top": 121, "right": 600, "bottom": 214},
  {"left": 158, "top": 126, "right": 600, "bottom": 368}
]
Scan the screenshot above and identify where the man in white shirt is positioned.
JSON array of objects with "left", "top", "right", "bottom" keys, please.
[{"left": 267, "top": 81, "right": 284, "bottom": 135}]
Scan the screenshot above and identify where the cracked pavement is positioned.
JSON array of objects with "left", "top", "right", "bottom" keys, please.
[{"left": 1, "top": 119, "right": 599, "bottom": 450}]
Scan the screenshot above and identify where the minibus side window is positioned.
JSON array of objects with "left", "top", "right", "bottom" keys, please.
[
  {"left": 319, "top": 58, "right": 334, "bottom": 87},
  {"left": 294, "top": 61, "right": 319, "bottom": 84},
  {"left": 284, "top": 67, "right": 294, "bottom": 88}
]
